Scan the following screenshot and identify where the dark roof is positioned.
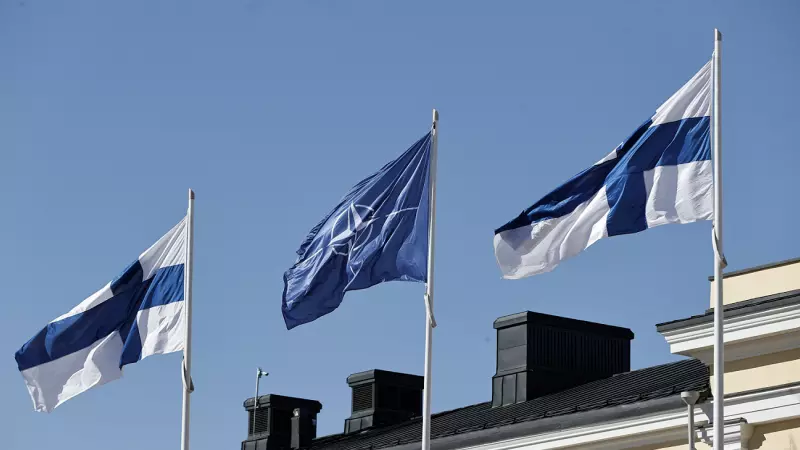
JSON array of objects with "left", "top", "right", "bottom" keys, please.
[
  {"left": 708, "top": 256, "right": 800, "bottom": 281},
  {"left": 310, "top": 359, "right": 709, "bottom": 450},
  {"left": 656, "top": 289, "right": 800, "bottom": 332}
]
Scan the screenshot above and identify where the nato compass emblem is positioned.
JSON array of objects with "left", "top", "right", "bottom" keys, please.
[
  {"left": 329, "top": 203, "right": 378, "bottom": 257},
  {"left": 325, "top": 202, "right": 420, "bottom": 276}
]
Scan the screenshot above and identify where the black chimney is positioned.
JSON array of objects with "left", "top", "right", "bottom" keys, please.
[
  {"left": 344, "top": 370, "right": 423, "bottom": 434},
  {"left": 242, "top": 394, "right": 322, "bottom": 450},
  {"left": 492, "top": 311, "right": 634, "bottom": 407},
  {"left": 291, "top": 407, "right": 316, "bottom": 450}
]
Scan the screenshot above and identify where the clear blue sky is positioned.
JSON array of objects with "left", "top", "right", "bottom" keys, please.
[{"left": 2, "top": 1, "right": 799, "bottom": 449}]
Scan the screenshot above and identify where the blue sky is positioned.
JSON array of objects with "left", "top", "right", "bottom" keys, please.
[{"left": 2, "top": 1, "right": 799, "bottom": 449}]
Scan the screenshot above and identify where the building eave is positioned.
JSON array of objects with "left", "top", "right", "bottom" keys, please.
[
  {"left": 706, "top": 256, "right": 800, "bottom": 281},
  {"left": 656, "top": 289, "right": 800, "bottom": 332},
  {"left": 388, "top": 383, "right": 800, "bottom": 450},
  {"left": 657, "top": 291, "right": 800, "bottom": 363}
]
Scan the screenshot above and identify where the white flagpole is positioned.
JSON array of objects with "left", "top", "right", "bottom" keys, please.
[
  {"left": 711, "top": 29, "right": 725, "bottom": 450},
  {"left": 421, "top": 109, "right": 439, "bottom": 450},
  {"left": 181, "top": 189, "right": 196, "bottom": 450}
]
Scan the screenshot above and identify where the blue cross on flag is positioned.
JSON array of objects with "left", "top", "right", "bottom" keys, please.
[
  {"left": 494, "top": 60, "right": 713, "bottom": 278},
  {"left": 15, "top": 217, "right": 188, "bottom": 412},
  {"left": 282, "top": 132, "right": 432, "bottom": 329}
]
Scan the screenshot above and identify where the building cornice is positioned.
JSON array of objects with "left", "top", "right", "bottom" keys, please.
[
  {"left": 657, "top": 289, "right": 800, "bottom": 332},
  {"left": 707, "top": 256, "right": 800, "bottom": 281},
  {"left": 658, "top": 300, "right": 800, "bottom": 363}
]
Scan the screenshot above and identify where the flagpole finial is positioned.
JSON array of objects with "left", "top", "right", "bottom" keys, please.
[
  {"left": 188, "top": 189, "right": 195, "bottom": 200},
  {"left": 714, "top": 29, "right": 722, "bottom": 41},
  {"left": 432, "top": 109, "right": 439, "bottom": 122}
]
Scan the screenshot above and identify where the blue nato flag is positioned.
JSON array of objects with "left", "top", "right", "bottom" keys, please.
[{"left": 282, "top": 132, "right": 432, "bottom": 329}]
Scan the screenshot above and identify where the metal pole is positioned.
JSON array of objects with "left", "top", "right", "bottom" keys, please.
[
  {"left": 252, "top": 368, "right": 268, "bottom": 435},
  {"left": 421, "top": 109, "right": 439, "bottom": 450},
  {"left": 681, "top": 391, "right": 699, "bottom": 450},
  {"left": 688, "top": 401, "right": 696, "bottom": 449},
  {"left": 712, "top": 29, "right": 724, "bottom": 450},
  {"left": 253, "top": 370, "right": 260, "bottom": 435},
  {"left": 180, "top": 189, "right": 195, "bottom": 450}
]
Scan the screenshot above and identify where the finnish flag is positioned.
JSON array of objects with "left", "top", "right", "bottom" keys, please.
[
  {"left": 495, "top": 61, "right": 712, "bottom": 279},
  {"left": 15, "top": 218, "right": 188, "bottom": 412}
]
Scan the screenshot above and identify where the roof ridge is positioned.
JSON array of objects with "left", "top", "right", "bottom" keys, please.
[
  {"left": 613, "top": 357, "right": 701, "bottom": 375},
  {"left": 431, "top": 400, "right": 491, "bottom": 418}
]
